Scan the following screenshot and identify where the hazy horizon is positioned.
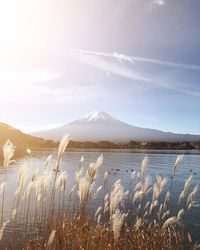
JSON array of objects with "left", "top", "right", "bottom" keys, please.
[{"left": 0, "top": 0, "right": 200, "bottom": 134}]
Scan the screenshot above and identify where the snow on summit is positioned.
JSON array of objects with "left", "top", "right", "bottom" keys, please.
[{"left": 82, "top": 111, "right": 117, "bottom": 122}]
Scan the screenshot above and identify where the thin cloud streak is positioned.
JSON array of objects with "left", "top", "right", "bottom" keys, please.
[
  {"left": 0, "top": 70, "right": 63, "bottom": 85},
  {"left": 70, "top": 48, "right": 200, "bottom": 71},
  {"left": 70, "top": 52, "right": 151, "bottom": 83},
  {"left": 15, "top": 40, "right": 200, "bottom": 98},
  {"left": 69, "top": 48, "right": 200, "bottom": 97},
  {"left": 153, "top": 0, "right": 165, "bottom": 6}
]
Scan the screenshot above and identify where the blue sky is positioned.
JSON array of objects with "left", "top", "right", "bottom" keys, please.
[{"left": 0, "top": 0, "right": 200, "bottom": 134}]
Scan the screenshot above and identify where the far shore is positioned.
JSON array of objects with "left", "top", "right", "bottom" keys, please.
[{"left": 1, "top": 139, "right": 200, "bottom": 162}]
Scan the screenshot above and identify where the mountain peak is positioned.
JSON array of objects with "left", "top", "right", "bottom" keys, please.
[
  {"left": 32, "top": 110, "right": 200, "bottom": 142},
  {"left": 83, "top": 111, "right": 116, "bottom": 122}
]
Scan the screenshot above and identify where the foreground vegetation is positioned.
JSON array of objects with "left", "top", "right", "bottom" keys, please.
[{"left": 0, "top": 136, "right": 199, "bottom": 249}]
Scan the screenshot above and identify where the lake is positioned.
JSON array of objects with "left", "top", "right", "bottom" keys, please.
[{"left": 0, "top": 148, "right": 200, "bottom": 246}]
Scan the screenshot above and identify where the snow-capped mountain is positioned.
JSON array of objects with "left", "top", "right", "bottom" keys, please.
[
  {"left": 32, "top": 111, "right": 200, "bottom": 142},
  {"left": 74, "top": 111, "right": 117, "bottom": 123}
]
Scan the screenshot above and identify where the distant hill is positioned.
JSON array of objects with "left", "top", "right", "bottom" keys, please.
[
  {"left": 32, "top": 111, "right": 200, "bottom": 142},
  {"left": 0, "top": 122, "right": 55, "bottom": 159}
]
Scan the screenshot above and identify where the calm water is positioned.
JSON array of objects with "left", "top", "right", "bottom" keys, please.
[{"left": 1, "top": 149, "right": 200, "bottom": 245}]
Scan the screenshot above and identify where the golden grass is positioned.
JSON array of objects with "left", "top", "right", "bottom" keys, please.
[{"left": 0, "top": 137, "right": 199, "bottom": 249}]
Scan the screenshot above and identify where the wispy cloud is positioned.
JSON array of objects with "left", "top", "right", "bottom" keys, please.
[
  {"left": 0, "top": 69, "right": 63, "bottom": 85},
  {"left": 0, "top": 69, "right": 63, "bottom": 104},
  {"left": 70, "top": 49, "right": 200, "bottom": 71},
  {"left": 68, "top": 48, "right": 200, "bottom": 97},
  {"left": 153, "top": 0, "right": 165, "bottom": 6},
  {"left": 70, "top": 51, "right": 151, "bottom": 82}
]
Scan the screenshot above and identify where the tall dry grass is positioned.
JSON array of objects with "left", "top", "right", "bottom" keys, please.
[{"left": 0, "top": 137, "right": 199, "bottom": 249}]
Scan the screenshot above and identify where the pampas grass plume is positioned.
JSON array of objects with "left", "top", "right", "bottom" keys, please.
[
  {"left": 112, "top": 209, "right": 126, "bottom": 242},
  {"left": 0, "top": 220, "right": 9, "bottom": 242},
  {"left": 47, "top": 230, "right": 56, "bottom": 248},
  {"left": 141, "top": 156, "right": 149, "bottom": 178},
  {"left": 3, "top": 140, "right": 15, "bottom": 167},
  {"left": 173, "top": 155, "right": 184, "bottom": 176}
]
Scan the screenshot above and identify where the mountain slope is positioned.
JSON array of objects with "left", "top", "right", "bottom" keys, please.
[
  {"left": 32, "top": 111, "right": 200, "bottom": 142},
  {"left": 0, "top": 122, "right": 55, "bottom": 159}
]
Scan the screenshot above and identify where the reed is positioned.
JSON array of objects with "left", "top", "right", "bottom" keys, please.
[
  {"left": 1, "top": 140, "right": 15, "bottom": 223},
  {"left": 0, "top": 138, "right": 198, "bottom": 250}
]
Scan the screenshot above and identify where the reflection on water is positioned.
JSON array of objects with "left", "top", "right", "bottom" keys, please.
[{"left": 0, "top": 149, "right": 200, "bottom": 245}]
